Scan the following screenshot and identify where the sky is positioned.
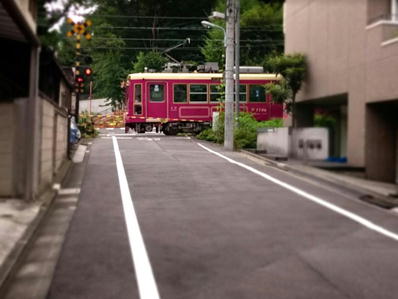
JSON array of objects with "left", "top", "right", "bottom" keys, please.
[{"left": 45, "top": 0, "right": 97, "bottom": 31}]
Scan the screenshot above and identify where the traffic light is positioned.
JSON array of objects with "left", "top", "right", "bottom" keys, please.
[
  {"left": 75, "top": 76, "right": 84, "bottom": 84},
  {"left": 84, "top": 67, "right": 92, "bottom": 76}
]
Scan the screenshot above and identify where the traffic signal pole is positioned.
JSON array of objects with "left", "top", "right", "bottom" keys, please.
[{"left": 224, "top": 0, "right": 235, "bottom": 151}]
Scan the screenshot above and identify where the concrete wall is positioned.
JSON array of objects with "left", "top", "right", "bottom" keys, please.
[
  {"left": 284, "top": 0, "right": 398, "bottom": 180},
  {"left": 40, "top": 99, "right": 55, "bottom": 189},
  {"left": 39, "top": 98, "right": 68, "bottom": 192},
  {"left": 55, "top": 114, "right": 67, "bottom": 171},
  {"left": 0, "top": 103, "right": 15, "bottom": 197},
  {"left": 367, "top": 0, "right": 390, "bottom": 22},
  {"left": 79, "top": 98, "right": 112, "bottom": 114},
  {"left": 15, "top": 0, "right": 36, "bottom": 34},
  {"left": 257, "top": 127, "right": 329, "bottom": 160},
  {"left": 257, "top": 127, "right": 290, "bottom": 157}
]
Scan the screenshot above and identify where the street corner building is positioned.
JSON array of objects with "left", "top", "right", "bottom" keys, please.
[
  {"left": 283, "top": 0, "right": 398, "bottom": 183},
  {"left": 0, "top": 0, "right": 74, "bottom": 200}
]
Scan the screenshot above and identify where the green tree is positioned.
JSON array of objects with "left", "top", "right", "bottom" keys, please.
[
  {"left": 200, "top": 28, "right": 225, "bottom": 66},
  {"left": 132, "top": 51, "right": 167, "bottom": 73},
  {"left": 89, "top": 23, "right": 127, "bottom": 109},
  {"left": 264, "top": 53, "right": 307, "bottom": 127},
  {"left": 201, "top": 0, "right": 284, "bottom": 66}
]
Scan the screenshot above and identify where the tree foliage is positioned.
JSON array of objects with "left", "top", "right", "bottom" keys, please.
[
  {"left": 201, "top": 0, "right": 284, "bottom": 66},
  {"left": 265, "top": 53, "right": 307, "bottom": 127},
  {"left": 132, "top": 51, "right": 167, "bottom": 73}
]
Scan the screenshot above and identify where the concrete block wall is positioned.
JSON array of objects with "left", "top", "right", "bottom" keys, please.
[
  {"left": 55, "top": 115, "right": 67, "bottom": 171},
  {"left": 40, "top": 99, "right": 69, "bottom": 192},
  {"left": 0, "top": 103, "right": 15, "bottom": 197},
  {"left": 40, "top": 99, "right": 55, "bottom": 189}
]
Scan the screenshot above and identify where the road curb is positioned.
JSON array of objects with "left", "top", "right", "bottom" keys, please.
[
  {"left": 0, "top": 159, "right": 73, "bottom": 292},
  {"left": 240, "top": 149, "right": 398, "bottom": 210}
]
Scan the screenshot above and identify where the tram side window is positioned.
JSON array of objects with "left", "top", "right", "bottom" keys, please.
[
  {"left": 133, "top": 84, "right": 142, "bottom": 115},
  {"left": 210, "top": 85, "right": 221, "bottom": 102},
  {"left": 134, "top": 105, "right": 142, "bottom": 115},
  {"left": 150, "top": 84, "right": 164, "bottom": 102},
  {"left": 134, "top": 84, "right": 142, "bottom": 103},
  {"left": 239, "top": 84, "right": 247, "bottom": 102},
  {"left": 190, "top": 84, "right": 207, "bottom": 102},
  {"left": 249, "top": 85, "right": 266, "bottom": 102},
  {"left": 174, "top": 84, "right": 187, "bottom": 103}
]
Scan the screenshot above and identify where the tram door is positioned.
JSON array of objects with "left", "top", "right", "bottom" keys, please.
[{"left": 146, "top": 82, "right": 168, "bottom": 119}]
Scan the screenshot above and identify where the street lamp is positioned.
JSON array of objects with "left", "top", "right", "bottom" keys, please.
[
  {"left": 200, "top": 21, "right": 226, "bottom": 47},
  {"left": 201, "top": 4, "right": 235, "bottom": 151}
]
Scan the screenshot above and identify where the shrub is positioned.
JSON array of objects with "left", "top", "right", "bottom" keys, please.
[
  {"left": 197, "top": 112, "right": 283, "bottom": 149},
  {"left": 78, "top": 112, "right": 98, "bottom": 138},
  {"left": 196, "top": 128, "right": 217, "bottom": 142}
]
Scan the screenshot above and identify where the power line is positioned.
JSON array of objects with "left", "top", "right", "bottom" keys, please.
[
  {"left": 87, "top": 37, "right": 284, "bottom": 43},
  {"left": 93, "top": 26, "right": 282, "bottom": 31},
  {"left": 84, "top": 45, "right": 284, "bottom": 50}
]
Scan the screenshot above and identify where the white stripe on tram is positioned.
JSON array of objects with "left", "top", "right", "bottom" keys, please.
[
  {"left": 197, "top": 143, "right": 398, "bottom": 242},
  {"left": 112, "top": 136, "right": 161, "bottom": 299}
]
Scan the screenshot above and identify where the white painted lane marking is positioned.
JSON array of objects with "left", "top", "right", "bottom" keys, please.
[
  {"left": 198, "top": 143, "right": 398, "bottom": 242},
  {"left": 101, "top": 137, "right": 133, "bottom": 140},
  {"left": 112, "top": 136, "right": 161, "bottom": 299}
]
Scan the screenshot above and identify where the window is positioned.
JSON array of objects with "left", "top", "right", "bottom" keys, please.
[
  {"left": 190, "top": 84, "right": 207, "bottom": 102},
  {"left": 134, "top": 84, "right": 142, "bottom": 103},
  {"left": 239, "top": 84, "right": 247, "bottom": 102},
  {"left": 134, "top": 105, "right": 142, "bottom": 115},
  {"left": 210, "top": 85, "right": 221, "bottom": 102},
  {"left": 249, "top": 85, "right": 266, "bottom": 102},
  {"left": 149, "top": 84, "right": 164, "bottom": 102},
  {"left": 133, "top": 84, "right": 142, "bottom": 115},
  {"left": 174, "top": 84, "right": 187, "bottom": 103}
]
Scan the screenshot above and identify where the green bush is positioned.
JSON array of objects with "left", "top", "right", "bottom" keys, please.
[
  {"left": 196, "top": 112, "right": 283, "bottom": 149},
  {"left": 78, "top": 112, "right": 98, "bottom": 138},
  {"left": 196, "top": 128, "right": 217, "bottom": 142},
  {"left": 235, "top": 113, "right": 283, "bottom": 149}
]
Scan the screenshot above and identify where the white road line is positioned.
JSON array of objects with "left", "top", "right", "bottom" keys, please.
[
  {"left": 112, "top": 136, "right": 161, "bottom": 299},
  {"left": 198, "top": 143, "right": 398, "bottom": 242},
  {"left": 101, "top": 137, "right": 133, "bottom": 140}
]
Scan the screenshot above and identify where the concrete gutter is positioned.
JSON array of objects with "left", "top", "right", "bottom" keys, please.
[{"left": 240, "top": 149, "right": 398, "bottom": 209}]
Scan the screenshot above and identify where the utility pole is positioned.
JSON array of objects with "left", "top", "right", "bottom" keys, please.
[
  {"left": 224, "top": 0, "right": 235, "bottom": 151},
  {"left": 234, "top": 0, "right": 240, "bottom": 120}
]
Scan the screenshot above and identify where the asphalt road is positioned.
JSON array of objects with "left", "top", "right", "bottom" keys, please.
[{"left": 47, "top": 130, "right": 398, "bottom": 299}]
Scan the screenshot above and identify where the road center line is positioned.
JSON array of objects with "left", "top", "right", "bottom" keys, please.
[
  {"left": 112, "top": 136, "right": 161, "bottom": 299},
  {"left": 197, "top": 143, "right": 398, "bottom": 242}
]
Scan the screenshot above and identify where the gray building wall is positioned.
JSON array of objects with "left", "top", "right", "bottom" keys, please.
[
  {"left": 0, "top": 103, "right": 15, "bottom": 196},
  {"left": 284, "top": 0, "right": 398, "bottom": 182}
]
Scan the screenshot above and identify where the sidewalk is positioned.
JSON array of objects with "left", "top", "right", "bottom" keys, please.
[
  {"left": 241, "top": 150, "right": 398, "bottom": 210},
  {"left": 0, "top": 159, "right": 72, "bottom": 290}
]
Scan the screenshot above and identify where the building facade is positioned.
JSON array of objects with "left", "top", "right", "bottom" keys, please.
[{"left": 284, "top": 0, "right": 398, "bottom": 183}]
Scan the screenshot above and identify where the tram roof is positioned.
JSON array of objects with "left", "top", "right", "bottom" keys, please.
[{"left": 127, "top": 72, "right": 280, "bottom": 81}]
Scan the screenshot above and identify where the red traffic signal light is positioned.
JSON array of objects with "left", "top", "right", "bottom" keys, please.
[
  {"left": 76, "top": 76, "right": 84, "bottom": 83},
  {"left": 84, "top": 68, "right": 92, "bottom": 76}
]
